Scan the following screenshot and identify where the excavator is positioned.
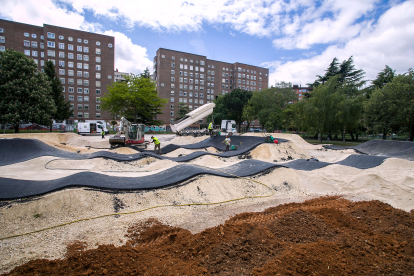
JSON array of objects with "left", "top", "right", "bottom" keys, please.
[{"left": 109, "top": 117, "right": 148, "bottom": 149}]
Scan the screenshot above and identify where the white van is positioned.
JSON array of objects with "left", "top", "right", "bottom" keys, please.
[{"left": 77, "top": 122, "right": 109, "bottom": 135}]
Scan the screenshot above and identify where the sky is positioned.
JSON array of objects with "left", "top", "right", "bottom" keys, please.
[{"left": 1, "top": 0, "right": 413, "bottom": 87}]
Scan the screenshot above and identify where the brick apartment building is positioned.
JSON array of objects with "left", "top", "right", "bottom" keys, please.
[
  {"left": 153, "top": 48, "right": 269, "bottom": 125},
  {"left": 292, "top": 84, "right": 313, "bottom": 101},
  {"left": 0, "top": 19, "right": 115, "bottom": 124}
]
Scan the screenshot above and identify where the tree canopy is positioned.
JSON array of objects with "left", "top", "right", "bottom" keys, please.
[
  {"left": 365, "top": 69, "right": 414, "bottom": 140},
  {"left": 175, "top": 103, "right": 190, "bottom": 121},
  {"left": 208, "top": 89, "right": 252, "bottom": 131},
  {"left": 44, "top": 60, "right": 71, "bottom": 130},
  {"left": 101, "top": 74, "right": 167, "bottom": 125},
  {"left": 0, "top": 49, "right": 56, "bottom": 132},
  {"left": 245, "top": 82, "right": 297, "bottom": 132}
]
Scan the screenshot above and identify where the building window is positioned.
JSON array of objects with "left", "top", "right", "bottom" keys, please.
[
  {"left": 96, "top": 41, "right": 101, "bottom": 46},
  {"left": 69, "top": 95, "right": 74, "bottom": 101},
  {"left": 68, "top": 61, "right": 74, "bottom": 68},
  {"left": 0, "top": 28, "right": 4, "bottom": 33},
  {"left": 68, "top": 44, "right": 73, "bottom": 51},
  {"left": 32, "top": 50, "right": 38, "bottom": 57},
  {"left": 84, "top": 47, "right": 89, "bottom": 53},
  {"left": 68, "top": 87, "right": 74, "bottom": 93},
  {"left": 77, "top": 45, "right": 82, "bottom": 52},
  {"left": 77, "top": 63, "right": 82, "bottom": 69},
  {"left": 77, "top": 54, "right": 82, "bottom": 60},
  {"left": 96, "top": 81, "right": 101, "bottom": 87},
  {"left": 108, "top": 75, "right": 112, "bottom": 79},
  {"left": 59, "top": 51, "right": 65, "bottom": 58},
  {"left": 84, "top": 88, "right": 89, "bottom": 94},
  {"left": 47, "top": 32, "right": 55, "bottom": 39},
  {"left": 60, "top": 78, "right": 65, "bottom": 84},
  {"left": 84, "top": 64, "right": 89, "bottom": 70},
  {"left": 77, "top": 71, "right": 82, "bottom": 77},
  {"left": 84, "top": 80, "right": 89, "bottom": 86},
  {"left": 96, "top": 48, "right": 101, "bottom": 55},
  {"left": 96, "top": 89, "right": 101, "bottom": 95},
  {"left": 68, "top": 53, "right": 73, "bottom": 59},
  {"left": 68, "top": 70, "right": 74, "bottom": 76},
  {"left": 68, "top": 37, "right": 73, "bottom": 41},
  {"left": 24, "top": 32, "right": 29, "bottom": 37},
  {"left": 84, "top": 71, "right": 89, "bottom": 78},
  {"left": 57, "top": 43, "right": 64, "bottom": 49},
  {"left": 108, "top": 43, "right": 113, "bottom": 48},
  {"left": 96, "top": 73, "right": 101, "bottom": 79},
  {"left": 68, "top": 78, "right": 74, "bottom": 85},
  {"left": 96, "top": 65, "right": 101, "bottom": 71},
  {"left": 170, "top": 111, "right": 174, "bottom": 116},
  {"left": 84, "top": 104, "right": 89, "bottom": 110},
  {"left": 96, "top": 113, "right": 101, "bottom": 118},
  {"left": 77, "top": 79, "right": 82, "bottom": 85},
  {"left": 77, "top": 113, "right": 83, "bottom": 118},
  {"left": 83, "top": 55, "right": 89, "bottom": 61},
  {"left": 24, "top": 40, "right": 30, "bottom": 47},
  {"left": 96, "top": 56, "right": 101, "bottom": 63},
  {"left": 40, "top": 60, "right": 44, "bottom": 66},
  {"left": 24, "top": 49, "right": 30, "bottom": 56}
]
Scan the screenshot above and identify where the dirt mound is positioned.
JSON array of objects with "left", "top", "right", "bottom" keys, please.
[
  {"left": 5, "top": 196, "right": 414, "bottom": 275},
  {"left": 168, "top": 135, "right": 209, "bottom": 146},
  {"left": 248, "top": 141, "right": 310, "bottom": 162},
  {"left": 243, "top": 133, "right": 321, "bottom": 150}
]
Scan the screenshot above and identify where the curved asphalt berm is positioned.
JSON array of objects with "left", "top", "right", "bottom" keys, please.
[
  {"left": 0, "top": 154, "right": 388, "bottom": 200},
  {"left": 0, "top": 137, "right": 286, "bottom": 166},
  {"left": 323, "top": 140, "right": 414, "bottom": 161}
]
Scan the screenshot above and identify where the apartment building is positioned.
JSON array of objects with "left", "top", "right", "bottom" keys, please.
[
  {"left": 153, "top": 48, "right": 269, "bottom": 125},
  {"left": 0, "top": 19, "right": 115, "bottom": 124},
  {"left": 292, "top": 84, "right": 313, "bottom": 101},
  {"left": 114, "top": 69, "right": 129, "bottom": 82}
]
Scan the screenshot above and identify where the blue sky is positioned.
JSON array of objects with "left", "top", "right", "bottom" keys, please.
[{"left": 1, "top": 0, "right": 413, "bottom": 86}]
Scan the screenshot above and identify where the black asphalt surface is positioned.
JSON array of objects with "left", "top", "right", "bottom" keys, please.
[
  {"left": 0, "top": 137, "right": 405, "bottom": 199},
  {"left": 323, "top": 140, "right": 414, "bottom": 161}
]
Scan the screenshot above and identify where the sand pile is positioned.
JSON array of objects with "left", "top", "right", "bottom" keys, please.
[
  {"left": 243, "top": 133, "right": 323, "bottom": 150},
  {"left": 249, "top": 141, "right": 310, "bottom": 162},
  {"left": 167, "top": 135, "right": 209, "bottom": 145},
  {"left": 111, "top": 147, "right": 139, "bottom": 154}
]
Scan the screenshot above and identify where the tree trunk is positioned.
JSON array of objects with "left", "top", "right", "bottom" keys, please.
[
  {"left": 410, "top": 125, "right": 414, "bottom": 141},
  {"left": 343, "top": 125, "right": 345, "bottom": 143},
  {"left": 350, "top": 132, "right": 355, "bottom": 141},
  {"left": 382, "top": 133, "right": 387, "bottom": 140},
  {"left": 50, "top": 123, "right": 53, "bottom": 132},
  {"left": 246, "top": 122, "right": 250, "bottom": 133},
  {"left": 319, "top": 129, "right": 322, "bottom": 143},
  {"left": 356, "top": 133, "right": 359, "bottom": 141},
  {"left": 334, "top": 134, "right": 338, "bottom": 140},
  {"left": 14, "top": 124, "right": 19, "bottom": 133}
]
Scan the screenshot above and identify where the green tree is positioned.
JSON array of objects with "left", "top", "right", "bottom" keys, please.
[
  {"left": 364, "top": 69, "right": 414, "bottom": 141},
  {"left": 101, "top": 74, "right": 167, "bottom": 125},
  {"left": 309, "top": 57, "right": 340, "bottom": 87},
  {"left": 222, "top": 89, "right": 252, "bottom": 132},
  {"left": 246, "top": 82, "right": 297, "bottom": 132},
  {"left": 141, "top": 68, "right": 151, "bottom": 79},
  {"left": 44, "top": 60, "right": 71, "bottom": 131},
  {"left": 371, "top": 65, "right": 395, "bottom": 89},
  {"left": 175, "top": 103, "right": 190, "bottom": 121},
  {"left": 207, "top": 95, "right": 227, "bottom": 126},
  {"left": 0, "top": 49, "right": 56, "bottom": 133}
]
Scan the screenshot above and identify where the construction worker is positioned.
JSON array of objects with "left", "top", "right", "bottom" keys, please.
[
  {"left": 208, "top": 121, "right": 213, "bottom": 136},
  {"left": 222, "top": 135, "right": 231, "bottom": 152},
  {"left": 150, "top": 136, "right": 161, "bottom": 154},
  {"left": 101, "top": 129, "right": 105, "bottom": 139}
]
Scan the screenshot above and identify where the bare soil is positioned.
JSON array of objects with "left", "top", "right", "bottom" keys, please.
[{"left": 4, "top": 196, "right": 414, "bottom": 276}]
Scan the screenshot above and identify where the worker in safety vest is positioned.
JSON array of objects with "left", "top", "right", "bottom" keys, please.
[
  {"left": 150, "top": 136, "right": 161, "bottom": 154},
  {"left": 208, "top": 121, "right": 213, "bottom": 136}
]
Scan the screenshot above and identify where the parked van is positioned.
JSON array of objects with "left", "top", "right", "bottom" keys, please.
[
  {"left": 77, "top": 122, "right": 109, "bottom": 135},
  {"left": 221, "top": 120, "right": 237, "bottom": 135}
]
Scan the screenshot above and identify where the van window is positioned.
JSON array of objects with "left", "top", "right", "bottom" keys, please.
[{"left": 98, "top": 125, "right": 102, "bottom": 128}]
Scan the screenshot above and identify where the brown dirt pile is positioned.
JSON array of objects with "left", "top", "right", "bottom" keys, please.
[{"left": 4, "top": 196, "right": 414, "bottom": 276}]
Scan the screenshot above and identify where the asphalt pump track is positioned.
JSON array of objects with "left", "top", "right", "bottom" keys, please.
[{"left": 0, "top": 138, "right": 396, "bottom": 200}]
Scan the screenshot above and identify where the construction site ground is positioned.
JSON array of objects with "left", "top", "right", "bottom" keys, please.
[{"left": 0, "top": 132, "right": 413, "bottom": 275}]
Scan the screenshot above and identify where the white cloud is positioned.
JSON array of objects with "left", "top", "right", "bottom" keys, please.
[
  {"left": 266, "top": 0, "right": 414, "bottom": 86},
  {"left": 104, "top": 31, "right": 153, "bottom": 75}
]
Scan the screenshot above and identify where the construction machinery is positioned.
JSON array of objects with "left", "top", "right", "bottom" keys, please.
[
  {"left": 170, "top": 103, "right": 216, "bottom": 136},
  {"left": 109, "top": 117, "right": 148, "bottom": 149}
]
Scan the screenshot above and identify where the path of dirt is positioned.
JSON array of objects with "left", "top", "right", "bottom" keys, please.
[{"left": 4, "top": 197, "right": 414, "bottom": 276}]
